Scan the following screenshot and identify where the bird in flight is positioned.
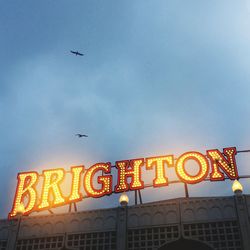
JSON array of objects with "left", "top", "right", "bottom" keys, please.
[
  {"left": 70, "top": 50, "right": 84, "bottom": 56},
  {"left": 76, "top": 134, "right": 88, "bottom": 138}
]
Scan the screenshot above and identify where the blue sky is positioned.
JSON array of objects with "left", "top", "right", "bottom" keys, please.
[{"left": 1, "top": 0, "right": 250, "bottom": 218}]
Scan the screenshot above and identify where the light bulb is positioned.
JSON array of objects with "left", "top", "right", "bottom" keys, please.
[
  {"left": 119, "top": 193, "right": 129, "bottom": 206},
  {"left": 232, "top": 180, "right": 243, "bottom": 195}
]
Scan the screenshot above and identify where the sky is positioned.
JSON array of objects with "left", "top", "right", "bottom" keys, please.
[{"left": 1, "top": 0, "right": 250, "bottom": 218}]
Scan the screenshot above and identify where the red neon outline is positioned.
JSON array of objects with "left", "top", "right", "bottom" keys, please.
[
  {"left": 68, "top": 165, "right": 84, "bottom": 203},
  {"left": 36, "top": 168, "right": 67, "bottom": 212},
  {"left": 83, "top": 163, "right": 112, "bottom": 198},
  {"left": 207, "top": 147, "right": 238, "bottom": 181},
  {"left": 8, "top": 171, "right": 39, "bottom": 219},
  {"left": 114, "top": 158, "right": 145, "bottom": 193},
  {"left": 146, "top": 155, "right": 174, "bottom": 188},
  {"left": 175, "top": 151, "right": 209, "bottom": 184}
]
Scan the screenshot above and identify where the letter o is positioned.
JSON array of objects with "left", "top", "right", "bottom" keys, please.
[{"left": 175, "top": 152, "right": 209, "bottom": 184}]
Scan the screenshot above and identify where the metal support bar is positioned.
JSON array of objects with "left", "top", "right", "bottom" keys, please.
[
  {"left": 73, "top": 202, "right": 77, "bottom": 212},
  {"left": 13, "top": 216, "right": 22, "bottom": 250},
  {"left": 68, "top": 203, "right": 77, "bottom": 212},
  {"left": 135, "top": 190, "right": 138, "bottom": 205},
  {"left": 138, "top": 190, "right": 143, "bottom": 204},
  {"left": 237, "top": 150, "right": 250, "bottom": 153},
  {"left": 184, "top": 183, "right": 189, "bottom": 198},
  {"left": 48, "top": 209, "right": 54, "bottom": 214}
]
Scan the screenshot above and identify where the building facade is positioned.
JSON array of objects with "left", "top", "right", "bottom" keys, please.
[{"left": 0, "top": 194, "right": 250, "bottom": 250}]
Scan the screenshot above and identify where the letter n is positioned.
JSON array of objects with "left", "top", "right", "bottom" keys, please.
[{"left": 207, "top": 147, "right": 238, "bottom": 181}]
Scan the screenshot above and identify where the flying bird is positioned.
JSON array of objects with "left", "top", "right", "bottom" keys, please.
[
  {"left": 70, "top": 50, "right": 84, "bottom": 56},
  {"left": 76, "top": 134, "right": 88, "bottom": 138}
]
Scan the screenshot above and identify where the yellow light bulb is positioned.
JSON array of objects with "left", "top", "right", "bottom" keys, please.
[
  {"left": 119, "top": 192, "right": 129, "bottom": 206},
  {"left": 232, "top": 180, "right": 243, "bottom": 194}
]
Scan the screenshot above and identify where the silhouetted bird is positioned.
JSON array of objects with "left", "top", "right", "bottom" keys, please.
[
  {"left": 70, "top": 50, "right": 84, "bottom": 56},
  {"left": 76, "top": 134, "right": 88, "bottom": 138}
]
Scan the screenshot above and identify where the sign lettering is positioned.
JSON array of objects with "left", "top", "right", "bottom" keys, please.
[{"left": 9, "top": 147, "right": 239, "bottom": 218}]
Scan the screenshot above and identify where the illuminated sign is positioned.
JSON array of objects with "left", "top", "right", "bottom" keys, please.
[{"left": 9, "top": 147, "right": 239, "bottom": 218}]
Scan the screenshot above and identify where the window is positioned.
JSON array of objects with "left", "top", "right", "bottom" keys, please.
[
  {"left": 183, "top": 220, "right": 242, "bottom": 250},
  {"left": 68, "top": 231, "right": 116, "bottom": 250},
  {"left": 127, "top": 225, "right": 179, "bottom": 250},
  {"left": 16, "top": 236, "right": 63, "bottom": 250}
]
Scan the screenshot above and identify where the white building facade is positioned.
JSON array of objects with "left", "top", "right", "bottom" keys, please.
[{"left": 0, "top": 194, "right": 250, "bottom": 250}]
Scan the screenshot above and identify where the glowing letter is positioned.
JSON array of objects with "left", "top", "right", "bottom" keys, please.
[
  {"left": 9, "top": 172, "right": 38, "bottom": 218},
  {"left": 207, "top": 147, "right": 238, "bottom": 180},
  {"left": 115, "top": 158, "right": 144, "bottom": 192},
  {"left": 146, "top": 156, "right": 174, "bottom": 187},
  {"left": 176, "top": 152, "right": 209, "bottom": 184},
  {"left": 68, "top": 166, "right": 84, "bottom": 202},
  {"left": 38, "top": 168, "right": 65, "bottom": 210},
  {"left": 84, "top": 163, "right": 112, "bottom": 198}
]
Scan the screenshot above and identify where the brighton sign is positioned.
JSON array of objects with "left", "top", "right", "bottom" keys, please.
[{"left": 9, "top": 147, "right": 239, "bottom": 218}]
